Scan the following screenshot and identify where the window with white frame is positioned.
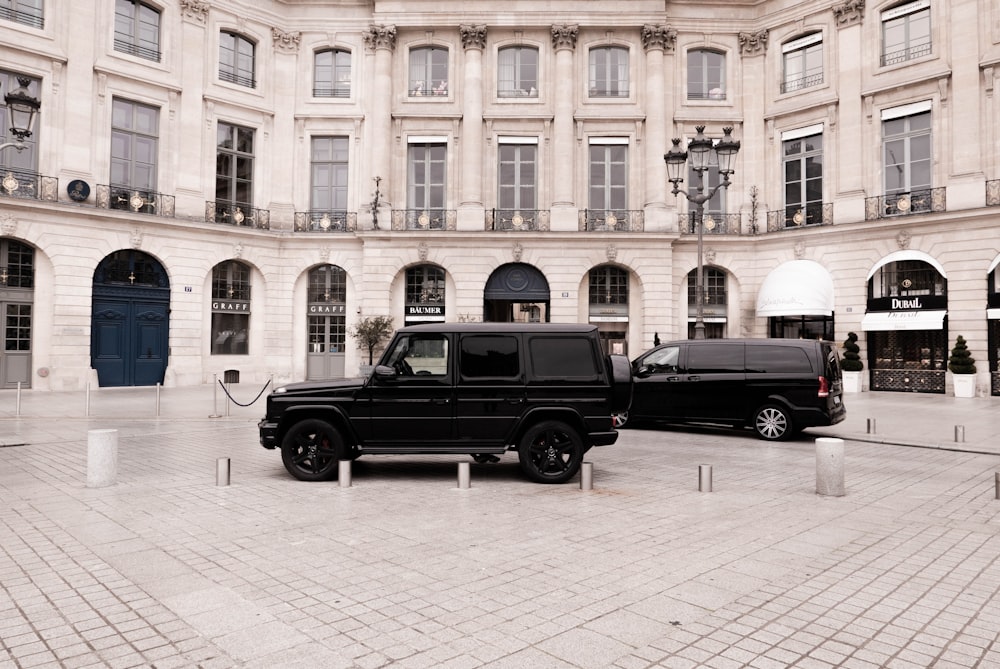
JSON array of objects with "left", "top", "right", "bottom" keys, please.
[
  {"left": 588, "top": 140, "right": 627, "bottom": 214},
  {"left": 216, "top": 122, "right": 254, "bottom": 207},
  {"left": 310, "top": 137, "right": 348, "bottom": 213},
  {"left": 883, "top": 108, "right": 931, "bottom": 195},
  {"left": 219, "top": 31, "right": 256, "bottom": 88},
  {"left": 110, "top": 98, "right": 159, "bottom": 207},
  {"left": 407, "top": 142, "right": 447, "bottom": 227},
  {"left": 314, "top": 49, "right": 351, "bottom": 97},
  {"left": 497, "top": 141, "right": 537, "bottom": 212},
  {"left": 409, "top": 47, "right": 448, "bottom": 96},
  {"left": 881, "top": 0, "right": 931, "bottom": 66},
  {"left": 114, "top": 0, "right": 160, "bottom": 62},
  {"left": 498, "top": 46, "right": 538, "bottom": 98},
  {"left": 687, "top": 49, "right": 725, "bottom": 100},
  {"left": 782, "top": 129, "right": 823, "bottom": 227},
  {"left": 589, "top": 46, "right": 628, "bottom": 98},
  {"left": 781, "top": 33, "right": 822, "bottom": 93},
  {"left": 0, "top": 0, "right": 43, "bottom": 29}
]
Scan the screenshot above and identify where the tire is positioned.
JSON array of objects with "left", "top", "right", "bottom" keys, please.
[
  {"left": 518, "top": 420, "right": 584, "bottom": 484},
  {"left": 753, "top": 404, "right": 793, "bottom": 441},
  {"left": 612, "top": 411, "right": 629, "bottom": 428},
  {"left": 280, "top": 419, "right": 344, "bottom": 481}
]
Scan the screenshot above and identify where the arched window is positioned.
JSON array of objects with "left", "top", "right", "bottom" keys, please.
[
  {"left": 589, "top": 46, "right": 628, "bottom": 97},
  {"left": 498, "top": 46, "right": 538, "bottom": 97},
  {"left": 219, "top": 31, "right": 256, "bottom": 88},
  {"left": 405, "top": 265, "right": 446, "bottom": 324},
  {"left": 409, "top": 47, "right": 448, "bottom": 96},
  {"left": 687, "top": 49, "right": 725, "bottom": 100},
  {"left": 211, "top": 261, "right": 251, "bottom": 355},
  {"left": 114, "top": 0, "right": 161, "bottom": 62},
  {"left": 781, "top": 32, "right": 822, "bottom": 93},
  {"left": 314, "top": 49, "right": 351, "bottom": 97}
]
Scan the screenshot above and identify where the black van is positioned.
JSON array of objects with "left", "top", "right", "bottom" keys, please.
[{"left": 615, "top": 338, "right": 845, "bottom": 440}]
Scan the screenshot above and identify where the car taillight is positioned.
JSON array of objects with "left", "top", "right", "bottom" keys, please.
[{"left": 817, "top": 375, "right": 830, "bottom": 397}]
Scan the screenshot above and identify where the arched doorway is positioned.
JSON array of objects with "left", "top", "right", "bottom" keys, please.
[
  {"left": 91, "top": 250, "right": 170, "bottom": 387},
  {"left": 484, "top": 263, "right": 549, "bottom": 323},
  {"left": 306, "top": 264, "right": 346, "bottom": 379}
]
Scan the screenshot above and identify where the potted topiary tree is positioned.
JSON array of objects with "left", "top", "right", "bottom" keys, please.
[
  {"left": 948, "top": 335, "right": 977, "bottom": 398},
  {"left": 349, "top": 315, "right": 394, "bottom": 376},
  {"left": 840, "top": 331, "right": 864, "bottom": 393}
]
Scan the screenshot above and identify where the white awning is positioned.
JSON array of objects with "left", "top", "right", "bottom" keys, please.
[
  {"left": 861, "top": 310, "right": 947, "bottom": 331},
  {"left": 988, "top": 308, "right": 1000, "bottom": 320},
  {"left": 756, "top": 260, "right": 835, "bottom": 317}
]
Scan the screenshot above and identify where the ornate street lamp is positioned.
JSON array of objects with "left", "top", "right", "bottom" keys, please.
[
  {"left": 664, "top": 125, "right": 740, "bottom": 339},
  {"left": 1, "top": 77, "right": 41, "bottom": 153}
]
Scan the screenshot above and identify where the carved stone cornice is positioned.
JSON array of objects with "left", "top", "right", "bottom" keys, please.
[
  {"left": 272, "top": 28, "right": 301, "bottom": 54},
  {"left": 460, "top": 24, "right": 487, "bottom": 50},
  {"left": 833, "top": 0, "right": 865, "bottom": 27},
  {"left": 364, "top": 24, "right": 397, "bottom": 52},
  {"left": 739, "top": 29, "right": 769, "bottom": 56},
  {"left": 551, "top": 24, "right": 578, "bottom": 51},
  {"left": 642, "top": 24, "right": 677, "bottom": 53},
  {"left": 180, "top": 0, "right": 209, "bottom": 24}
]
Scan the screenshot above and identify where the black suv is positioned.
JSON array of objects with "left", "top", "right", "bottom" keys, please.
[
  {"left": 616, "top": 338, "right": 845, "bottom": 440},
  {"left": 259, "top": 323, "right": 632, "bottom": 483}
]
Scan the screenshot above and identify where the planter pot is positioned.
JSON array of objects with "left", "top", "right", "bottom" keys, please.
[
  {"left": 953, "top": 374, "right": 976, "bottom": 398},
  {"left": 842, "top": 370, "right": 863, "bottom": 393}
]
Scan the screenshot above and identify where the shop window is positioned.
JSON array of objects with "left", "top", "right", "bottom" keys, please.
[{"left": 211, "top": 260, "right": 250, "bottom": 355}]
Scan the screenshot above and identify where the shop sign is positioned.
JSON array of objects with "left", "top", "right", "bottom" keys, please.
[
  {"left": 891, "top": 297, "right": 925, "bottom": 310},
  {"left": 212, "top": 301, "right": 249, "bottom": 312},
  {"left": 309, "top": 304, "right": 346, "bottom": 314},
  {"left": 407, "top": 305, "right": 444, "bottom": 317}
]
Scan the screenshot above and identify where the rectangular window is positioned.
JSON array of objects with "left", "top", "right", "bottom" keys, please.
[
  {"left": 783, "top": 133, "right": 823, "bottom": 226},
  {"left": 529, "top": 337, "right": 600, "bottom": 380},
  {"left": 588, "top": 143, "right": 627, "bottom": 211},
  {"left": 497, "top": 144, "right": 536, "bottom": 211},
  {"left": 460, "top": 335, "right": 520, "bottom": 379},
  {"left": 314, "top": 49, "right": 351, "bottom": 97},
  {"left": 219, "top": 32, "right": 256, "bottom": 88},
  {"left": 781, "top": 34, "right": 822, "bottom": 93},
  {"left": 310, "top": 137, "right": 349, "bottom": 211},
  {"left": 497, "top": 46, "right": 538, "bottom": 98},
  {"left": 688, "top": 160, "right": 725, "bottom": 216},
  {"left": 687, "top": 50, "right": 725, "bottom": 99},
  {"left": 216, "top": 122, "right": 254, "bottom": 206},
  {"left": 114, "top": 0, "right": 161, "bottom": 62},
  {"left": 881, "top": 0, "right": 931, "bottom": 66},
  {"left": 111, "top": 98, "right": 159, "bottom": 191},
  {"left": 589, "top": 47, "right": 628, "bottom": 98},
  {"left": 409, "top": 47, "right": 448, "bottom": 96},
  {"left": 4, "top": 303, "right": 31, "bottom": 352},
  {"left": 0, "top": 0, "right": 43, "bottom": 29},
  {"left": 407, "top": 143, "right": 447, "bottom": 210},
  {"left": 687, "top": 343, "right": 744, "bottom": 374},
  {"left": 883, "top": 111, "right": 931, "bottom": 195}
]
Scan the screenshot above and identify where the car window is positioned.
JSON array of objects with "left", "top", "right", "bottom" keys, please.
[
  {"left": 638, "top": 346, "right": 680, "bottom": 374},
  {"left": 687, "top": 343, "right": 744, "bottom": 373},
  {"left": 460, "top": 335, "right": 520, "bottom": 379},
  {"left": 528, "top": 336, "right": 600, "bottom": 380},
  {"left": 384, "top": 334, "right": 449, "bottom": 376},
  {"left": 746, "top": 345, "right": 813, "bottom": 374}
]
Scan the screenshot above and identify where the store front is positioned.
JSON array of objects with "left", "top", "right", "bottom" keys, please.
[
  {"left": 306, "top": 264, "right": 346, "bottom": 380},
  {"left": 483, "top": 262, "right": 549, "bottom": 323},
  {"left": 405, "top": 264, "right": 447, "bottom": 325},
  {"left": 756, "top": 260, "right": 835, "bottom": 340},
  {"left": 686, "top": 266, "right": 728, "bottom": 339},
  {"left": 0, "top": 239, "right": 34, "bottom": 388},
  {"left": 589, "top": 265, "right": 629, "bottom": 355}
]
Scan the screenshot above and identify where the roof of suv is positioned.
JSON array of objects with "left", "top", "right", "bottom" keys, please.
[
  {"left": 662, "top": 338, "right": 833, "bottom": 348},
  {"left": 397, "top": 323, "right": 600, "bottom": 334}
]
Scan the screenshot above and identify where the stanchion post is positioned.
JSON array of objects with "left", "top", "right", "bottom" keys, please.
[
  {"left": 225, "top": 380, "right": 231, "bottom": 417},
  {"left": 209, "top": 374, "right": 221, "bottom": 418},
  {"left": 155, "top": 382, "right": 161, "bottom": 417},
  {"left": 457, "top": 461, "right": 471, "bottom": 489},
  {"left": 87, "top": 429, "right": 118, "bottom": 488},
  {"left": 85, "top": 382, "right": 91, "bottom": 417},
  {"left": 580, "top": 462, "right": 593, "bottom": 490},
  {"left": 816, "top": 437, "right": 845, "bottom": 497},
  {"left": 15, "top": 381, "right": 21, "bottom": 417},
  {"left": 698, "top": 464, "right": 713, "bottom": 492},
  {"left": 954, "top": 425, "right": 965, "bottom": 443},
  {"left": 339, "top": 460, "right": 352, "bottom": 488},
  {"left": 995, "top": 472, "right": 999, "bottom": 501},
  {"left": 866, "top": 418, "right": 876, "bottom": 434},
  {"left": 215, "top": 458, "right": 231, "bottom": 486}
]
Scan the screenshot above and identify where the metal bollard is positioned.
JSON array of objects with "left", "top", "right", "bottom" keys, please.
[
  {"left": 85, "top": 383, "right": 91, "bottom": 417},
  {"left": 216, "top": 458, "right": 231, "bottom": 486},
  {"left": 457, "top": 461, "right": 471, "bottom": 489},
  {"left": 698, "top": 464, "right": 713, "bottom": 492},
  {"left": 580, "top": 462, "right": 593, "bottom": 490},
  {"left": 339, "top": 460, "right": 352, "bottom": 488},
  {"left": 995, "top": 472, "right": 999, "bottom": 500},
  {"left": 15, "top": 381, "right": 21, "bottom": 417},
  {"left": 815, "top": 437, "right": 845, "bottom": 497},
  {"left": 87, "top": 429, "right": 118, "bottom": 488},
  {"left": 225, "top": 382, "right": 231, "bottom": 417},
  {"left": 954, "top": 425, "right": 965, "bottom": 443},
  {"left": 155, "top": 383, "right": 161, "bottom": 417},
  {"left": 866, "top": 418, "right": 876, "bottom": 434},
  {"left": 209, "top": 374, "right": 221, "bottom": 418}
]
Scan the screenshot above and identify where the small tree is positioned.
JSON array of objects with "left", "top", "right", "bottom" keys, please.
[
  {"left": 349, "top": 315, "right": 394, "bottom": 365},
  {"left": 840, "top": 331, "right": 863, "bottom": 372},
  {"left": 948, "top": 335, "right": 976, "bottom": 374}
]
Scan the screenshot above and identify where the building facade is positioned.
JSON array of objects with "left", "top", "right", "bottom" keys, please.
[{"left": 1, "top": 0, "right": 999, "bottom": 395}]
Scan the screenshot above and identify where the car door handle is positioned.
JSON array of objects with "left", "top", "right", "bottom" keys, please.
[
  {"left": 687, "top": 375, "right": 701, "bottom": 382},
  {"left": 506, "top": 398, "right": 524, "bottom": 404},
  {"left": 431, "top": 398, "right": 450, "bottom": 404},
  {"left": 666, "top": 376, "right": 681, "bottom": 382}
]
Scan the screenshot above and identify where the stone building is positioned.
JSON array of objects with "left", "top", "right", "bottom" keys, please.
[{"left": 0, "top": 0, "right": 998, "bottom": 395}]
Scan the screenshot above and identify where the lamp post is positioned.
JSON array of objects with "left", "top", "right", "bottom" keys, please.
[
  {"left": 0, "top": 77, "right": 41, "bottom": 154},
  {"left": 664, "top": 125, "right": 740, "bottom": 339}
]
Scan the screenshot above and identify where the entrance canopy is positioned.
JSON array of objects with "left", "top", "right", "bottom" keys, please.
[
  {"left": 484, "top": 263, "right": 550, "bottom": 300},
  {"left": 756, "top": 260, "right": 834, "bottom": 317},
  {"left": 861, "top": 310, "right": 947, "bottom": 331}
]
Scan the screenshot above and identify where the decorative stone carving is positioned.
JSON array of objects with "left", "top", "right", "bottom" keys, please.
[
  {"left": 0, "top": 213, "right": 16, "bottom": 237},
  {"left": 642, "top": 24, "right": 677, "bottom": 53},
  {"left": 896, "top": 230, "right": 911, "bottom": 250},
  {"left": 833, "top": 0, "right": 865, "bottom": 26},
  {"left": 319, "top": 246, "right": 330, "bottom": 263},
  {"left": 233, "top": 243, "right": 244, "bottom": 259},
  {"left": 606, "top": 244, "right": 617, "bottom": 263},
  {"left": 272, "top": 28, "right": 301, "bottom": 54},
  {"left": 130, "top": 228, "right": 143, "bottom": 250},
  {"left": 512, "top": 242, "right": 523, "bottom": 262},
  {"left": 551, "top": 24, "right": 578, "bottom": 51},
  {"left": 739, "top": 29, "right": 769, "bottom": 55},
  {"left": 364, "top": 24, "right": 397, "bottom": 51},
  {"left": 794, "top": 241, "right": 806, "bottom": 259},
  {"left": 704, "top": 248, "right": 716, "bottom": 265},
  {"left": 180, "top": 0, "right": 209, "bottom": 24},
  {"left": 418, "top": 241, "right": 429, "bottom": 262},
  {"left": 460, "top": 24, "right": 487, "bottom": 50}
]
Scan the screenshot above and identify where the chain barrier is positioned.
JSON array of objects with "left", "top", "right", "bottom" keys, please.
[{"left": 217, "top": 378, "right": 272, "bottom": 407}]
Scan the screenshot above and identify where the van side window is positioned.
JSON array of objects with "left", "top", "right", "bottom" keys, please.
[
  {"left": 529, "top": 337, "right": 600, "bottom": 380},
  {"left": 746, "top": 345, "right": 813, "bottom": 373},
  {"left": 640, "top": 346, "right": 680, "bottom": 373},
  {"left": 460, "top": 335, "right": 520, "bottom": 378},
  {"left": 687, "top": 343, "right": 744, "bottom": 373}
]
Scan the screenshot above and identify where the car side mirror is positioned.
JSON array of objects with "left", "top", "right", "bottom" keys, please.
[
  {"left": 374, "top": 364, "right": 397, "bottom": 379},
  {"left": 634, "top": 364, "right": 653, "bottom": 378}
]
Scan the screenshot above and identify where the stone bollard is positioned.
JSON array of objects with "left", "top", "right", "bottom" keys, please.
[
  {"left": 580, "top": 462, "right": 593, "bottom": 490},
  {"left": 457, "top": 461, "right": 471, "bottom": 489},
  {"left": 815, "top": 437, "right": 845, "bottom": 497},
  {"left": 339, "top": 460, "right": 352, "bottom": 488},
  {"left": 698, "top": 464, "right": 713, "bottom": 492},
  {"left": 87, "top": 429, "right": 118, "bottom": 488}
]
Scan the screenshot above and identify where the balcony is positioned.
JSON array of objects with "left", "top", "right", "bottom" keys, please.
[
  {"left": 113, "top": 38, "right": 161, "bottom": 62},
  {"left": 0, "top": 169, "right": 58, "bottom": 202},
  {"left": 580, "top": 210, "right": 644, "bottom": 232},
  {"left": 865, "top": 188, "right": 946, "bottom": 221},
  {"left": 205, "top": 201, "right": 270, "bottom": 229},
  {"left": 765, "top": 203, "right": 833, "bottom": 232},
  {"left": 487, "top": 209, "right": 549, "bottom": 231},
  {"left": 0, "top": 5, "right": 44, "bottom": 28},
  {"left": 780, "top": 73, "right": 824, "bottom": 94},
  {"left": 987, "top": 179, "right": 1000, "bottom": 207},
  {"left": 96, "top": 185, "right": 175, "bottom": 217},
  {"left": 880, "top": 42, "right": 932, "bottom": 67},
  {"left": 391, "top": 209, "right": 456, "bottom": 231},
  {"left": 293, "top": 210, "right": 356, "bottom": 232},
  {"left": 678, "top": 212, "right": 743, "bottom": 235}
]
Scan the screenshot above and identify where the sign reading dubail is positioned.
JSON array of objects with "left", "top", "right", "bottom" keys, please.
[{"left": 860, "top": 309, "right": 947, "bottom": 331}]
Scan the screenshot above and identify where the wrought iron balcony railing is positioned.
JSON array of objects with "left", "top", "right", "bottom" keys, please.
[
  {"left": 865, "top": 187, "right": 946, "bottom": 220},
  {"left": 96, "top": 185, "right": 175, "bottom": 217},
  {"left": 0, "top": 169, "right": 58, "bottom": 202},
  {"left": 113, "top": 38, "right": 161, "bottom": 62},
  {"left": 205, "top": 201, "right": 270, "bottom": 229},
  {"left": 293, "top": 210, "right": 356, "bottom": 232},
  {"left": 580, "top": 209, "right": 644, "bottom": 232},
  {"left": 987, "top": 179, "right": 1000, "bottom": 207},
  {"left": 880, "top": 42, "right": 932, "bottom": 67},
  {"left": 391, "top": 209, "right": 456, "bottom": 231},
  {"left": 487, "top": 209, "right": 548, "bottom": 231},
  {"left": 765, "top": 203, "right": 833, "bottom": 232},
  {"left": 0, "top": 5, "right": 44, "bottom": 28},
  {"left": 678, "top": 212, "right": 743, "bottom": 235},
  {"left": 780, "top": 72, "right": 824, "bottom": 94}
]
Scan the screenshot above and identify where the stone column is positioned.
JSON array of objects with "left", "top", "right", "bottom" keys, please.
[
  {"left": 642, "top": 25, "right": 676, "bottom": 232},
  {"left": 269, "top": 27, "right": 301, "bottom": 229},
  {"left": 737, "top": 29, "right": 769, "bottom": 233},
  {"left": 549, "top": 24, "right": 578, "bottom": 231},
  {"left": 458, "top": 24, "right": 487, "bottom": 231},
  {"left": 363, "top": 25, "right": 396, "bottom": 230},
  {"left": 175, "top": 1, "right": 211, "bottom": 211},
  {"left": 832, "top": 1, "right": 866, "bottom": 220}
]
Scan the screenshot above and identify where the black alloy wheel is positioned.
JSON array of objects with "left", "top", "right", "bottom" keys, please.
[
  {"left": 280, "top": 418, "right": 344, "bottom": 481},
  {"left": 518, "top": 420, "right": 584, "bottom": 484}
]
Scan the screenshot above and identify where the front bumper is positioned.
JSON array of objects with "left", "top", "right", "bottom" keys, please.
[{"left": 258, "top": 419, "right": 279, "bottom": 449}]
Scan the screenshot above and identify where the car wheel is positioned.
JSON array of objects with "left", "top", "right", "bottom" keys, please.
[
  {"left": 518, "top": 420, "right": 584, "bottom": 484},
  {"left": 280, "top": 419, "right": 344, "bottom": 481},
  {"left": 753, "top": 404, "right": 793, "bottom": 441},
  {"left": 612, "top": 411, "right": 629, "bottom": 428}
]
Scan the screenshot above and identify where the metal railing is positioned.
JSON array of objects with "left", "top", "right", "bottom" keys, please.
[
  {"left": 96, "top": 185, "right": 175, "bottom": 217},
  {"left": 205, "top": 201, "right": 270, "bottom": 229},
  {"left": 218, "top": 70, "right": 256, "bottom": 89},
  {"left": 580, "top": 209, "right": 644, "bottom": 232},
  {"left": 765, "top": 203, "right": 833, "bottom": 232},
  {"left": 865, "top": 187, "right": 946, "bottom": 220},
  {"left": 293, "top": 210, "right": 356, "bottom": 232},
  {"left": 881, "top": 42, "right": 932, "bottom": 67},
  {"left": 780, "top": 72, "right": 824, "bottom": 94},
  {"left": 678, "top": 212, "right": 742, "bottom": 235},
  {"left": 487, "top": 209, "right": 548, "bottom": 231},
  {"left": 391, "top": 209, "right": 456, "bottom": 231},
  {"left": 0, "top": 5, "right": 44, "bottom": 28},
  {"left": 0, "top": 169, "right": 58, "bottom": 202},
  {"left": 113, "top": 38, "right": 161, "bottom": 62},
  {"left": 312, "top": 87, "right": 351, "bottom": 98}
]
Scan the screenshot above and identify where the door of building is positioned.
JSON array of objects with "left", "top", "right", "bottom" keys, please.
[{"left": 1, "top": 301, "right": 32, "bottom": 387}]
